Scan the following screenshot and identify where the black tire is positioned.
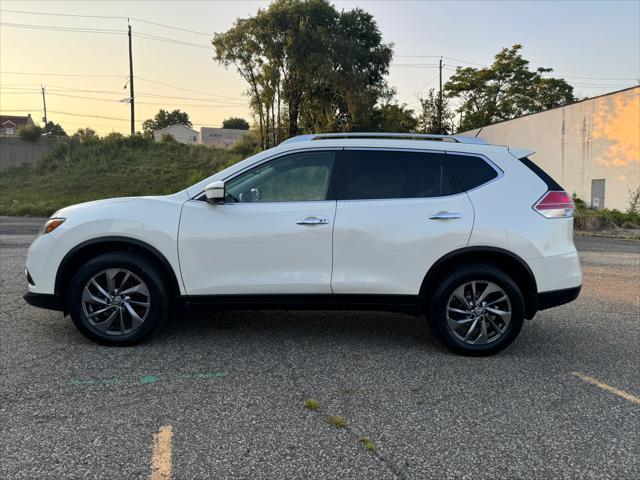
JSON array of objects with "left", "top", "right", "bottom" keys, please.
[
  {"left": 67, "top": 251, "right": 169, "bottom": 346},
  {"left": 428, "top": 264, "right": 524, "bottom": 356}
]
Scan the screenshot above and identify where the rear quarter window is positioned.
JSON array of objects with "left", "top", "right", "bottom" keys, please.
[
  {"left": 518, "top": 156, "right": 563, "bottom": 190},
  {"left": 448, "top": 154, "right": 499, "bottom": 191}
]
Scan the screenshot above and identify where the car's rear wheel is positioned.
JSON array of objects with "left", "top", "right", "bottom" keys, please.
[
  {"left": 428, "top": 264, "right": 524, "bottom": 356},
  {"left": 67, "top": 252, "right": 168, "bottom": 345}
]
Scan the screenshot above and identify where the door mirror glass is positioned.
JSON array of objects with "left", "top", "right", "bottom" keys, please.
[{"left": 204, "top": 181, "right": 225, "bottom": 203}]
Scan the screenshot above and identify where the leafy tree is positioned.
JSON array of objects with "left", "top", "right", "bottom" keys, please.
[
  {"left": 43, "top": 121, "right": 67, "bottom": 136},
  {"left": 222, "top": 117, "right": 251, "bottom": 130},
  {"left": 417, "top": 89, "right": 455, "bottom": 134},
  {"left": 232, "top": 132, "right": 261, "bottom": 157},
  {"left": 445, "top": 44, "right": 575, "bottom": 131},
  {"left": 72, "top": 127, "right": 99, "bottom": 143},
  {"left": 372, "top": 103, "right": 417, "bottom": 133},
  {"left": 142, "top": 109, "right": 192, "bottom": 136},
  {"left": 18, "top": 125, "right": 44, "bottom": 142},
  {"left": 213, "top": 0, "right": 392, "bottom": 148}
]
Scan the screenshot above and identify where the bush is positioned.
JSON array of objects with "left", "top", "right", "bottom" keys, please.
[
  {"left": 573, "top": 195, "right": 640, "bottom": 231},
  {"left": 232, "top": 132, "right": 260, "bottom": 157},
  {"left": 18, "top": 125, "right": 44, "bottom": 142}
]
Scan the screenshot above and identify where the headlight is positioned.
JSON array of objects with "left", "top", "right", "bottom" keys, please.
[{"left": 39, "top": 217, "right": 66, "bottom": 235}]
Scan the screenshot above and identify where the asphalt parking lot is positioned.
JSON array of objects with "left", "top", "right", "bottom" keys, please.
[{"left": 1, "top": 216, "right": 638, "bottom": 480}]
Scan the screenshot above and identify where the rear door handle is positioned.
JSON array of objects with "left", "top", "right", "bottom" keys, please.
[
  {"left": 429, "top": 211, "right": 462, "bottom": 220},
  {"left": 297, "top": 216, "right": 329, "bottom": 225}
]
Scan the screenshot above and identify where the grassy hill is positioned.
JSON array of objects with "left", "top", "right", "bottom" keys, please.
[{"left": 0, "top": 136, "right": 239, "bottom": 216}]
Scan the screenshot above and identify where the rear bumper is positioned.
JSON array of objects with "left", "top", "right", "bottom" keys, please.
[
  {"left": 24, "top": 292, "right": 64, "bottom": 311},
  {"left": 536, "top": 285, "right": 581, "bottom": 311}
]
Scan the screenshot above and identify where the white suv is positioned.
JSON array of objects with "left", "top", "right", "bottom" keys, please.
[{"left": 24, "top": 133, "right": 581, "bottom": 355}]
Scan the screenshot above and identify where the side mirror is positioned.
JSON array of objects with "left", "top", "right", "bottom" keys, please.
[{"left": 204, "top": 181, "right": 225, "bottom": 204}]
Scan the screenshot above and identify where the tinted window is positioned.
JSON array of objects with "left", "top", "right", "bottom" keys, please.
[
  {"left": 225, "top": 151, "right": 335, "bottom": 203},
  {"left": 448, "top": 154, "right": 498, "bottom": 191},
  {"left": 519, "top": 156, "right": 563, "bottom": 190},
  {"left": 341, "top": 150, "right": 458, "bottom": 200}
]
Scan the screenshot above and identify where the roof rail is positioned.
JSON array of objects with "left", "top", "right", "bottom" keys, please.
[{"left": 280, "top": 132, "right": 488, "bottom": 145}]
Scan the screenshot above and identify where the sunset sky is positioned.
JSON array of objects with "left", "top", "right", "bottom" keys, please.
[{"left": 1, "top": 0, "right": 639, "bottom": 136}]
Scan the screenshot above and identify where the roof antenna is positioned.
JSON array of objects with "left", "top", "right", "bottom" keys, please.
[{"left": 474, "top": 126, "right": 484, "bottom": 138}]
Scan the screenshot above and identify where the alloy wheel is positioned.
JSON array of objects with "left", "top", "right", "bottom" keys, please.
[
  {"left": 446, "top": 280, "right": 512, "bottom": 345},
  {"left": 81, "top": 268, "right": 150, "bottom": 336}
]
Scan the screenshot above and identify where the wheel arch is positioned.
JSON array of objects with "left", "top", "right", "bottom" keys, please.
[
  {"left": 55, "top": 236, "right": 182, "bottom": 306},
  {"left": 420, "top": 246, "right": 538, "bottom": 319}
]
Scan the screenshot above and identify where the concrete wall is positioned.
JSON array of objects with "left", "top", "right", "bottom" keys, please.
[
  {"left": 200, "top": 128, "right": 246, "bottom": 149},
  {"left": 0, "top": 136, "right": 61, "bottom": 172},
  {"left": 463, "top": 86, "right": 640, "bottom": 211}
]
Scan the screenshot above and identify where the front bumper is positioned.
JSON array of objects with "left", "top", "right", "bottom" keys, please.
[
  {"left": 536, "top": 285, "right": 581, "bottom": 311},
  {"left": 23, "top": 292, "right": 64, "bottom": 311}
]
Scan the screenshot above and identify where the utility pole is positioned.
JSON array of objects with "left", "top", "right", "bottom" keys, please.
[
  {"left": 128, "top": 20, "right": 135, "bottom": 135},
  {"left": 438, "top": 57, "right": 443, "bottom": 134},
  {"left": 41, "top": 85, "right": 48, "bottom": 126}
]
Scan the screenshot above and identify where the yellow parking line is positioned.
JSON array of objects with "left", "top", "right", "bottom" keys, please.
[
  {"left": 573, "top": 372, "right": 640, "bottom": 405},
  {"left": 150, "top": 425, "right": 173, "bottom": 480}
]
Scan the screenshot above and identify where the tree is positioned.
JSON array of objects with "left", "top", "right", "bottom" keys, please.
[
  {"left": 372, "top": 103, "right": 417, "bottom": 133},
  {"left": 43, "top": 121, "right": 67, "bottom": 136},
  {"left": 142, "top": 109, "right": 192, "bottom": 136},
  {"left": 222, "top": 117, "right": 250, "bottom": 130},
  {"left": 18, "top": 125, "right": 44, "bottom": 142},
  {"left": 445, "top": 45, "right": 575, "bottom": 131},
  {"left": 417, "top": 89, "right": 455, "bottom": 134},
  {"left": 213, "top": 0, "right": 392, "bottom": 148},
  {"left": 72, "top": 127, "right": 99, "bottom": 143}
]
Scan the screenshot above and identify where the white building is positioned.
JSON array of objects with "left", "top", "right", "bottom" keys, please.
[
  {"left": 153, "top": 124, "right": 199, "bottom": 145},
  {"left": 462, "top": 86, "right": 640, "bottom": 211},
  {"left": 199, "top": 127, "right": 247, "bottom": 149}
]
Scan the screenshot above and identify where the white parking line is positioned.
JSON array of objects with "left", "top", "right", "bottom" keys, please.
[
  {"left": 150, "top": 425, "right": 173, "bottom": 480},
  {"left": 573, "top": 372, "right": 640, "bottom": 405}
]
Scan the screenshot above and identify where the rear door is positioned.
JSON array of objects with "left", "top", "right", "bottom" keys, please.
[{"left": 331, "top": 149, "right": 474, "bottom": 295}]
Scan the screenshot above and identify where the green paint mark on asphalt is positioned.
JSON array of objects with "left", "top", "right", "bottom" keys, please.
[
  {"left": 70, "top": 371, "right": 228, "bottom": 387},
  {"left": 140, "top": 375, "right": 159, "bottom": 385},
  {"left": 70, "top": 378, "right": 122, "bottom": 386},
  {"left": 177, "top": 371, "right": 228, "bottom": 380}
]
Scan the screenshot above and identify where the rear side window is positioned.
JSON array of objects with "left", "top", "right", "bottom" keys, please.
[
  {"left": 448, "top": 154, "right": 498, "bottom": 191},
  {"left": 518, "top": 156, "right": 563, "bottom": 190},
  {"left": 341, "top": 150, "right": 458, "bottom": 200}
]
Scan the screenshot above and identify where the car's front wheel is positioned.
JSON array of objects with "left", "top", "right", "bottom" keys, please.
[
  {"left": 428, "top": 264, "right": 524, "bottom": 356},
  {"left": 67, "top": 252, "right": 169, "bottom": 345}
]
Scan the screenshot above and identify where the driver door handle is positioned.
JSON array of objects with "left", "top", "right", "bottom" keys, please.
[
  {"left": 297, "top": 216, "right": 329, "bottom": 225},
  {"left": 429, "top": 211, "right": 462, "bottom": 220}
]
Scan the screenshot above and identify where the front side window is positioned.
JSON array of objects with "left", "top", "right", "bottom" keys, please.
[
  {"left": 341, "top": 150, "right": 458, "bottom": 200},
  {"left": 225, "top": 151, "right": 335, "bottom": 203}
]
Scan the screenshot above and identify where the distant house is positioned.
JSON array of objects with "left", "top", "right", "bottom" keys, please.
[
  {"left": 0, "top": 114, "right": 35, "bottom": 136},
  {"left": 153, "top": 123, "right": 199, "bottom": 145},
  {"left": 199, "top": 127, "right": 246, "bottom": 149}
]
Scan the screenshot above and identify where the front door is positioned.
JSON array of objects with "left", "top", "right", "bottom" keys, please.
[{"left": 179, "top": 150, "right": 337, "bottom": 295}]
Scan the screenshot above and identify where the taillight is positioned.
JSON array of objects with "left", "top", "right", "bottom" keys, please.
[{"left": 533, "top": 191, "right": 575, "bottom": 218}]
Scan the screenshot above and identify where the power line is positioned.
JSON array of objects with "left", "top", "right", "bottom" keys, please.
[
  {"left": 0, "top": 8, "right": 126, "bottom": 20},
  {"left": 135, "top": 77, "right": 244, "bottom": 101},
  {"left": 1, "top": 71, "right": 126, "bottom": 78},
  {"left": 0, "top": 21, "right": 125, "bottom": 34},
  {"left": 133, "top": 32, "right": 211, "bottom": 50}
]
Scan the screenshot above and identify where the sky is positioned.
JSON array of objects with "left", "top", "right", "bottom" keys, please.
[{"left": 1, "top": 0, "right": 639, "bottom": 136}]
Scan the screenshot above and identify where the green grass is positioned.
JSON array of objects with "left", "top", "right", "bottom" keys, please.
[
  {"left": 304, "top": 398, "right": 320, "bottom": 411},
  {"left": 0, "top": 136, "right": 240, "bottom": 216},
  {"left": 328, "top": 415, "right": 347, "bottom": 428},
  {"left": 359, "top": 436, "right": 376, "bottom": 452}
]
